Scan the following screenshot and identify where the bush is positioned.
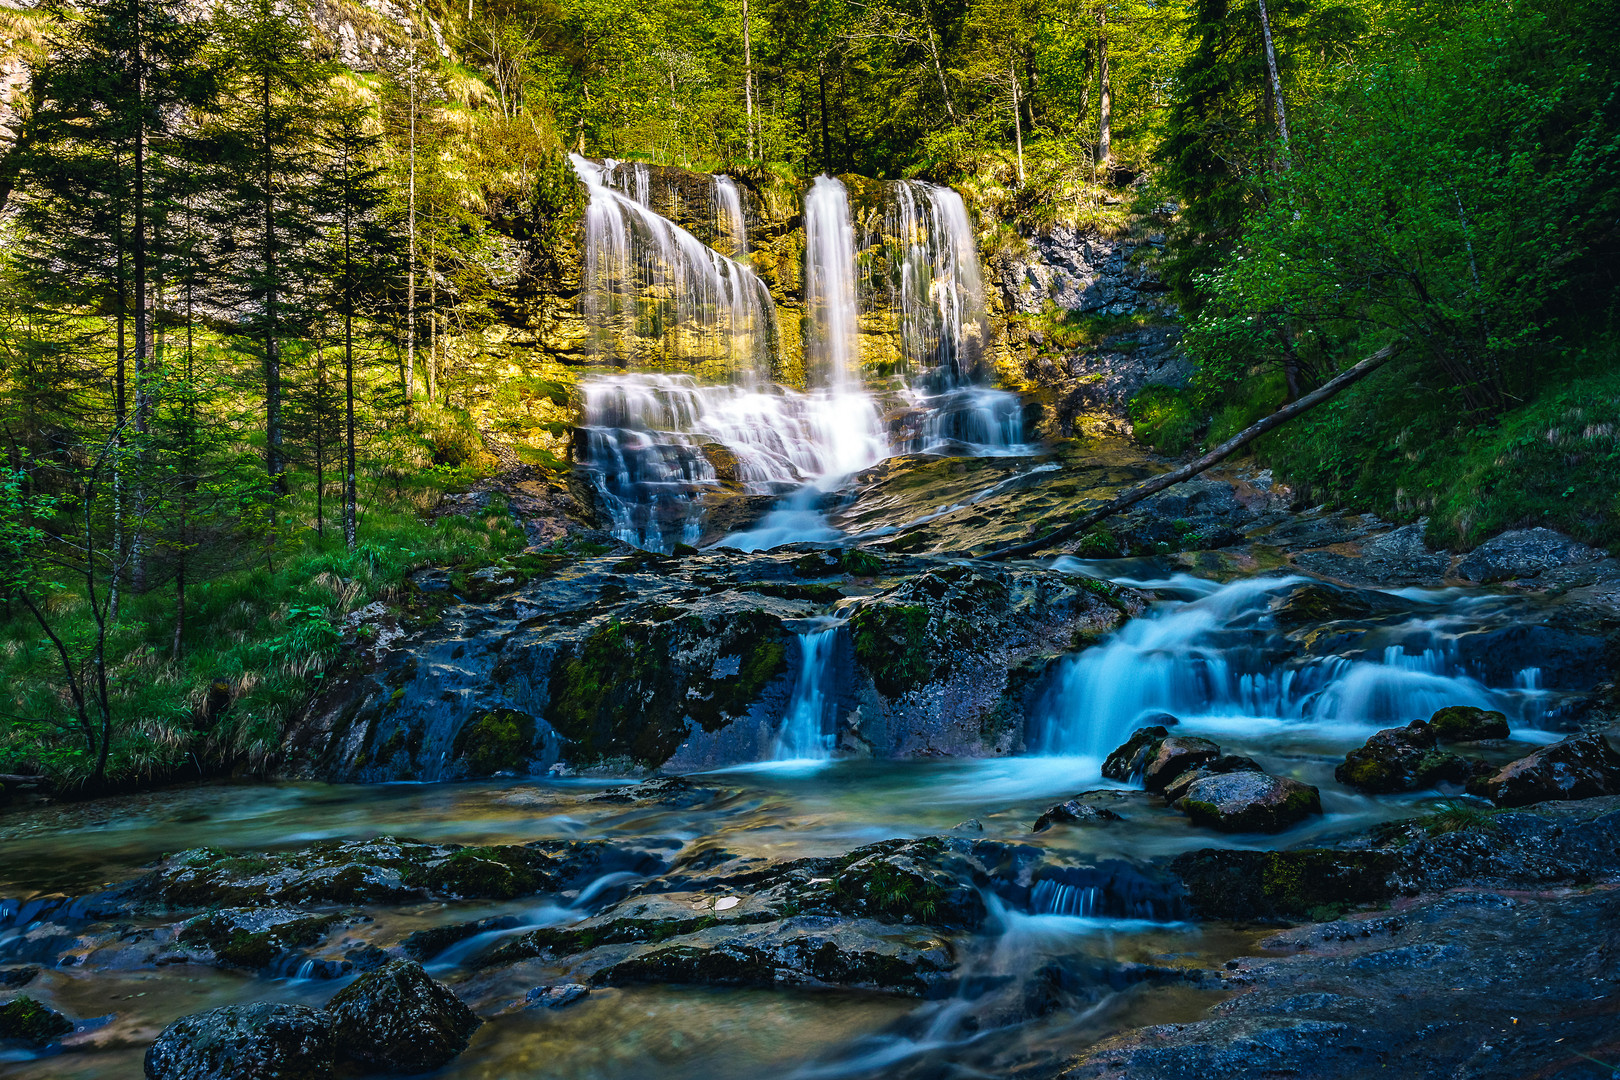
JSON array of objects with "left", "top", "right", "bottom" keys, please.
[{"left": 1128, "top": 385, "right": 1201, "bottom": 455}]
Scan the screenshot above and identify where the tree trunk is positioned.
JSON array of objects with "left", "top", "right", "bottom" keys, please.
[
  {"left": 1011, "top": 63, "right": 1025, "bottom": 184},
  {"left": 1097, "top": 9, "right": 1112, "bottom": 167},
  {"left": 983, "top": 344, "right": 1400, "bottom": 560},
  {"left": 1256, "top": 0, "right": 1291, "bottom": 159},
  {"left": 742, "top": 0, "right": 755, "bottom": 158},
  {"left": 818, "top": 58, "right": 831, "bottom": 174},
  {"left": 405, "top": 46, "right": 418, "bottom": 419},
  {"left": 131, "top": 4, "right": 148, "bottom": 593},
  {"left": 262, "top": 67, "right": 285, "bottom": 493},
  {"left": 344, "top": 199, "right": 358, "bottom": 552}
]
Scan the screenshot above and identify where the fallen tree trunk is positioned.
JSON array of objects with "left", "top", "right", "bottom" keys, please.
[{"left": 983, "top": 343, "right": 1399, "bottom": 561}]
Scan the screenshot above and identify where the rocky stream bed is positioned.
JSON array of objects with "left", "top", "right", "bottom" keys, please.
[{"left": 3, "top": 444, "right": 1620, "bottom": 1079}]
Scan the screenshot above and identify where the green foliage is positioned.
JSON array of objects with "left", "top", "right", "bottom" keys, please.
[
  {"left": 1127, "top": 385, "right": 1200, "bottom": 455},
  {"left": 850, "top": 604, "right": 932, "bottom": 697}
]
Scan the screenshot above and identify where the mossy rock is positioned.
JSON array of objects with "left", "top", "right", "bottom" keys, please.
[
  {"left": 850, "top": 604, "right": 933, "bottom": 698},
  {"left": 1429, "top": 706, "right": 1510, "bottom": 742},
  {"left": 545, "top": 612, "right": 789, "bottom": 765},
  {"left": 793, "top": 548, "right": 883, "bottom": 579},
  {"left": 0, "top": 995, "right": 73, "bottom": 1046},
  {"left": 177, "top": 910, "right": 341, "bottom": 971},
  {"left": 1170, "top": 848, "right": 1396, "bottom": 921},
  {"left": 452, "top": 709, "right": 536, "bottom": 776},
  {"left": 405, "top": 846, "right": 550, "bottom": 900}
]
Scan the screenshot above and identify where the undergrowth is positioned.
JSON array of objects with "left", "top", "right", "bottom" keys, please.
[{"left": 0, "top": 466, "right": 528, "bottom": 790}]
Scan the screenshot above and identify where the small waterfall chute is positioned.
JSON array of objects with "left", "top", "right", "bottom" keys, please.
[
  {"left": 774, "top": 618, "right": 844, "bottom": 761},
  {"left": 713, "top": 174, "right": 748, "bottom": 259}
]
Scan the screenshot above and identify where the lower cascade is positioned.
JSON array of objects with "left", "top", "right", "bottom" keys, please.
[
  {"left": 1035, "top": 569, "right": 1562, "bottom": 758},
  {"left": 773, "top": 618, "right": 844, "bottom": 761}
]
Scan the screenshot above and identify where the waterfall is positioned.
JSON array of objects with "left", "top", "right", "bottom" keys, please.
[
  {"left": 774, "top": 620, "right": 842, "bottom": 760},
  {"left": 713, "top": 175, "right": 748, "bottom": 258},
  {"left": 803, "top": 176, "right": 862, "bottom": 389},
  {"left": 571, "top": 154, "right": 776, "bottom": 378},
  {"left": 602, "top": 157, "right": 651, "bottom": 206},
  {"left": 1034, "top": 573, "right": 1549, "bottom": 757},
  {"left": 578, "top": 374, "right": 886, "bottom": 551},
  {"left": 886, "top": 180, "right": 987, "bottom": 382}
]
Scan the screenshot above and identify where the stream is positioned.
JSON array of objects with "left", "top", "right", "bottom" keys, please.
[{"left": 0, "top": 562, "right": 1582, "bottom": 1079}]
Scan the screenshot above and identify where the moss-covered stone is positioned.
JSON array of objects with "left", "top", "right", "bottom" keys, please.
[
  {"left": 405, "top": 845, "right": 548, "bottom": 900},
  {"left": 0, "top": 995, "right": 72, "bottom": 1046},
  {"left": 1429, "top": 706, "right": 1510, "bottom": 742},
  {"left": 178, "top": 909, "right": 342, "bottom": 970},
  {"left": 545, "top": 611, "right": 789, "bottom": 765},
  {"left": 850, "top": 604, "right": 933, "bottom": 697},
  {"left": 452, "top": 708, "right": 536, "bottom": 776},
  {"left": 1170, "top": 848, "right": 1396, "bottom": 921}
]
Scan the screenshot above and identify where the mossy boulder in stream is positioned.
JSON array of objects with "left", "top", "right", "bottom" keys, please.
[
  {"left": 1336, "top": 720, "right": 1480, "bottom": 793},
  {"left": 842, "top": 563, "right": 1145, "bottom": 757},
  {"left": 326, "top": 960, "right": 482, "bottom": 1073},
  {"left": 145, "top": 1002, "right": 335, "bottom": 1080},
  {"left": 545, "top": 609, "right": 789, "bottom": 765},
  {"left": 452, "top": 708, "right": 537, "bottom": 775},
  {"left": 0, "top": 995, "right": 72, "bottom": 1046}
]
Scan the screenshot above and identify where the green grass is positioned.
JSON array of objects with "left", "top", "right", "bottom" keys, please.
[
  {"left": 1128, "top": 384, "right": 1202, "bottom": 455},
  {"left": 0, "top": 461, "right": 529, "bottom": 790},
  {"left": 1258, "top": 339, "right": 1620, "bottom": 550}
]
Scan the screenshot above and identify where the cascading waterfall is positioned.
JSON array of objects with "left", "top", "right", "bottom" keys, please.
[
  {"left": 884, "top": 180, "right": 1025, "bottom": 453},
  {"left": 579, "top": 374, "right": 887, "bottom": 550},
  {"left": 803, "top": 175, "right": 863, "bottom": 390},
  {"left": 571, "top": 154, "right": 776, "bottom": 377},
  {"left": 774, "top": 619, "right": 843, "bottom": 760},
  {"left": 601, "top": 157, "right": 651, "bottom": 206},
  {"left": 712, "top": 175, "right": 748, "bottom": 259},
  {"left": 1036, "top": 572, "right": 1553, "bottom": 758}
]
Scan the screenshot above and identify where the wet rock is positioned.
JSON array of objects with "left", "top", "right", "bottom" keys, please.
[
  {"left": 1268, "top": 582, "right": 1406, "bottom": 625},
  {"left": 1101, "top": 726, "right": 1170, "bottom": 781},
  {"left": 1170, "top": 849, "right": 1396, "bottom": 921},
  {"left": 127, "top": 837, "right": 671, "bottom": 911},
  {"left": 325, "top": 959, "right": 482, "bottom": 1072},
  {"left": 525, "top": 983, "right": 589, "bottom": 1009},
  {"left": 1063, "top": 889, "right": 1620, "bottom": 1079},
  {"left": 1290, "top": 523, "right": 1452, "bottom": 586},
  {"left": 1428, "top": 705, "right": 1510, "bottom": 742},
  {"left": 0, "top": 994, "right": 73, "bottom": 1046},
  {"left": 144, "top": 1002, "right": 335, "bottom": 1080},
  {"left": 0, "top": 966, "right": 39, "bottom": 988},
  {"left": 591, "top": 917, "right": 955, "bottom": 997},
  {"left": 585, "top": 776, "right": 723, "bottom": 807},
  {"left": 844, "top": 562, "right": 1142, "bottom": 756},
  {"left": 1141, "top": 736, "right": 1221, "bottom": 792},
  {"left": 1456, "top": 527, "right": 1598, "bottom": 583},
  {"left": 1334, "top": 720, "right": 1478, "bottom": 793},
  {"left": 1177, "top": 772, "right": 1322, "bottom": 833},
  {"left": 1160, "top": 755, "right": 1265, "bottom": 802},
  {"left": 1468, "top": 725, "right": 1620, "bottom": 807},
  {"left": 175, "top": 907, "right": 341, "bottom": 971},
  {"left": 1032, "top": 800, "right": 1124, "bottom": 832}
]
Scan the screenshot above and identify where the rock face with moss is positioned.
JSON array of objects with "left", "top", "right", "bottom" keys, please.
[
  {"left": 289, "top": 547, "right": 1142, "bottom": 776},
  {"left": 841, "top": 563, "right": 1146, "bottom": 757}
]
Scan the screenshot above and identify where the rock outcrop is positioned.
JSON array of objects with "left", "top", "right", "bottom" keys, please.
[
  {"left": 1469, "top": 725, "right": 1620, "bottom": 806},
  {"left": 1335, "top": 720, "right": 1480, "bottom": 793}
]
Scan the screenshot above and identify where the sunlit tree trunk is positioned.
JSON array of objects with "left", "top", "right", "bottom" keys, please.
[{"left": 1097, "top": 8, "right": 1112, "bottom": 167}]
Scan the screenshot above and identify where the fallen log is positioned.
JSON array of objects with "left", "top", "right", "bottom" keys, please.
[{"left": 982, "top": 343, "right": 1399, "bottom": 561}]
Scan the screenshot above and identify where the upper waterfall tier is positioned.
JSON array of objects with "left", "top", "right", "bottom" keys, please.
[
  {"left": 883, "top": 180, "right": 988, "bottom": 384},
  {"left": 803, "top": 176, "right": 862, "bottom": 390},
  {"left": 571, "top": 154, "right": 777, "bottom": 379}
]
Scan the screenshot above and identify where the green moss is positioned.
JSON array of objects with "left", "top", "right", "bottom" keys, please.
[
  {"left": 1073, "top": 529, "right": 1122, "bottom": 558},
  {"left": 411, "top": 846, "right": 544, "bottom": 900},
  {"left": 452, "top": 708, "right": 536, "bottom": 776},
  {"left": 0, "top": 995, "right": 72, "bottom": 1045},
  {"left": 1128, "top": 384, "right": 1202, "bottom": 455},
  {"left": 178, "top": 912, "right": 339, "bottom": 970},
  {"left": 545, "top": 613, "right": 789, "bottom": 765},
  {"left": 850, "top": 604, "right": 933, "bottom": 697},
  {"left": 1429, "top": 706, "right": 1509, "bottom": 742}
]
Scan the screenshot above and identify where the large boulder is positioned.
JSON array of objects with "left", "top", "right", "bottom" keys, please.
[
  {"left": 1469, "top": 726, "right": 1620, "bottom": 807},
  {"left": 1141, "top": 736, "right": 1221, "bottom": 792},
  {"left": 325, "top": 959, "right": 482, "bottom": 1073},
  {"left": 1177, "top": 772, "right": 1322, "bottom": 833},
  {"left": 144, "top": 1003, "right": 334, "bottom": 1080},
  {"left": 1456, "top": 527, "right": 1598, "bottom": 583},
  {"left": 1101, "top": 726, "right": 1170, "bottom": 781},
  {"left": 1428, "top": 705, "right": 1510, "bottom": 742},
  {"left": 1161, "top": 754, "right": 1266, "bottom": 802},
  {"left": 1335, "top": 720, "right": 1478, "bottom": 793}
]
